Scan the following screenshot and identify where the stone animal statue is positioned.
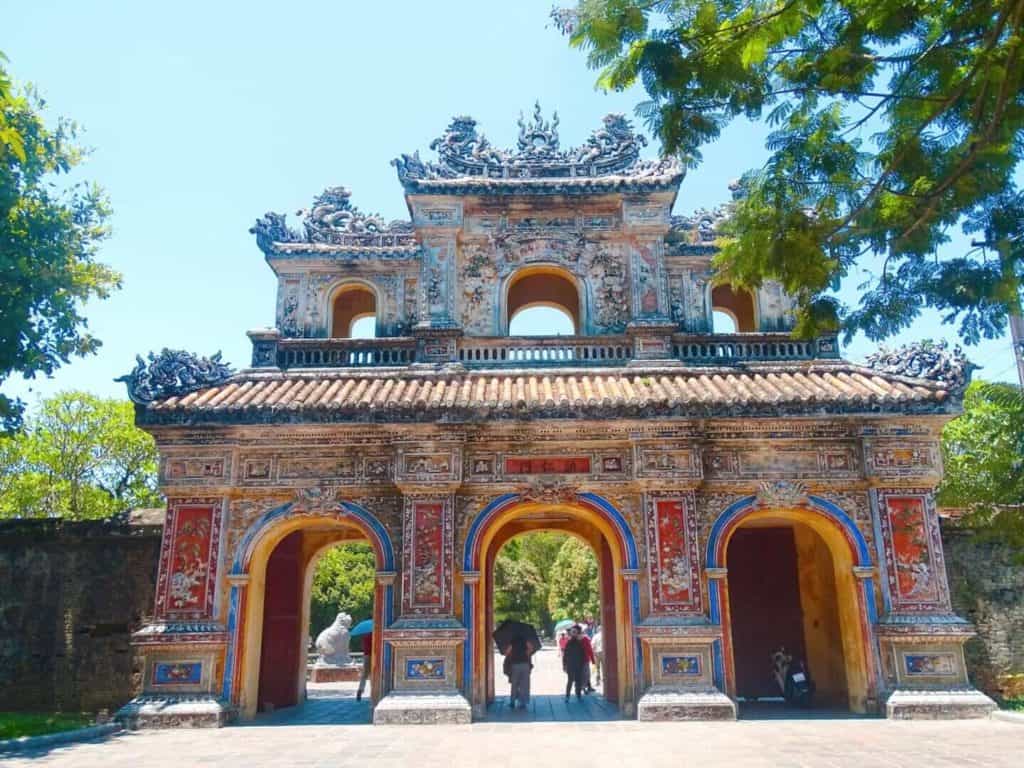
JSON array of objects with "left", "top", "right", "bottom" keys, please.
[{"left": 315, "top": 612, "right": 352, "bottom": 667}]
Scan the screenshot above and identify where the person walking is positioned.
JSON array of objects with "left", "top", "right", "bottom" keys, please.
[
  {"left": 504, "top": 635, "right": 535, "bottom": 709},
  {"left": 562, "top": 624, "right": 587, "bottom": 702},
  {"left": 591, "top": 628, "right": 603, "bottom": 686},
  {"left": 356, "top": 631, "right": 372, "bottom": 702},
  {"left": 580, "top": 629, "right": 596, "bottom": 693}
]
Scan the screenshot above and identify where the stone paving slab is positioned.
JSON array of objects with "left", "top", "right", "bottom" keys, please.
[{"left": 6, "top": 719, "right": 1022, "bottom": 768}]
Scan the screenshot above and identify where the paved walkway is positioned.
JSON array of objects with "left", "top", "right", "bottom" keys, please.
[
  {"left": 8, "top": 718, "right": 1021, "bottom": 767},
  {"left": 9, "top": 649, "right": 1020, "bottom": 767},
  {"left": 488, "top": 645, "right": 617, "bottom": 722}
]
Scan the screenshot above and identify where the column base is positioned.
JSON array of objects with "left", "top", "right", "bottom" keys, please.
[
  {"left": 885, "top": 688, "right": 998, "bottom": 720},
  {"left": 373, "top": 692, "right": 472, "bottom": 725},
  {"left": 637, "top": 686, "right": 737, "bottom": 721},
  {"left": 115, "top": 695, "right": 235, "bottom": 729},
  {"left": 309, "top": 663, "right": 362, "bottom": 683}
]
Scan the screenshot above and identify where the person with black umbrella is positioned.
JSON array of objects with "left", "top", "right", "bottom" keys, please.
[
  {"left": 562, "top": 624, "right": 588, "bottom": 702},
  {"left": 493, "top": 619, "right": 540, "bottom": 710}
]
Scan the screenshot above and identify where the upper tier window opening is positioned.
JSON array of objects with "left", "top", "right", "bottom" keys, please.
[
  {"left": 505, "top": 266, "right": 581, "bottom": 336},
  {"left": 711, "top": 285, "right": 757, "bottom": 333},
  {"left": 330, "top": 283, "right": 377, "bottom": 339}
]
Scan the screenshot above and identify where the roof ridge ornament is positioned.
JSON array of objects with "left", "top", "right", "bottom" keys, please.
[
  {"left": 863, "top": 340, "right": 976, "bottom": 392},
  {"left": 395, "top": 105, "right": 677, "bottom": 184},
  {"left": 116, "top": 349, "right": 233, "bottom": 405},
  {"left": 250, "top": 186, "right": 415, "bottom": 255}
]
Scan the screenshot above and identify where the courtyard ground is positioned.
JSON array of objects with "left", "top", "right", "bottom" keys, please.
[{"left": 7, "top": 648, "right": 1020, "bottom": 767}]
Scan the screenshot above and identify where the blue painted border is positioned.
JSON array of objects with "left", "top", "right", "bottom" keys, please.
[{"left": 705, "top": 495, "right": 872, "bottom": 568}]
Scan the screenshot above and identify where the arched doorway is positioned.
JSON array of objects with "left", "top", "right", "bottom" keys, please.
[
  {"left": 711, "top": 285, "right": 757, "bottom": 332},
  {"left": 330, "top": 283, "right": 377, "bottom": 338},
  {"left": 707, "top": 497, "right": 878, "bottom": 715},
  {"left": 505, "top": 266, "right": 582, "bottom": 335},
  {"left": 463, "top": 494, "right": 639, "bottom": 719},
  {"left": 225, "top": 502, "right": 395, "bottom": 721}
]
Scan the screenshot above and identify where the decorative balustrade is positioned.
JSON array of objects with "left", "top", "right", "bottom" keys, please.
[
  {"left": 250, "top": 330, "right": 838, "bottom": 370},
  {"left": 274, "top": 337, "right": 418, "bottom": 369},
  {"left": 671, "top": 333, "right": 835, "bottom": 362},
  {"left": 458, "top": 336, "right": 634, "bottom": 367}
]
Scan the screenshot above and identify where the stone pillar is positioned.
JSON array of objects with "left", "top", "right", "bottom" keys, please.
[
  {"left": 635, "top": 490, "right": 736, "bottom": 721},
  {"left": 374, "top": 443, "right": 471, "bottom": 724},
  {"left": 868, "top": 480, "right": 997, "bottom": 718},
  {"left": 117, "top": 498, "right": 233, "bottom": 729}
]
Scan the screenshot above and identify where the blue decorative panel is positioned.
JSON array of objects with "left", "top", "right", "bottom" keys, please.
[
  {"left": 405, "top": 658, "right": 445, "bottom": 680},
  {"left": 661, "top": 655, "right": 701, "bottom": 676},
  {"left": 153, "top": 661, "right": 202, "bottom": 686},
  {"left": 904, "top": 653, "right": 956, "bottom": 676}
]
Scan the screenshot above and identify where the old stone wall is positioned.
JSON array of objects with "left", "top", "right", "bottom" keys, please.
[
  {"left": 0, "top": 519, "right": 161, "bottom": 713},
  {"left": 942, "top": 522, "right": 1024, "bottom": 701}
]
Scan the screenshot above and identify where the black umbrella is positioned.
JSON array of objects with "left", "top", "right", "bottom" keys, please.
[{"left": 493, "top": 619, "right": 541, "bottom": 653}]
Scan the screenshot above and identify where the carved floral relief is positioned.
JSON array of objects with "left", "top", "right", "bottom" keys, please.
[
  {"left": 876, "top": 490, "right": 950, "bottom": 611},
  {"left": 402, "top": 498, "right": 454, "bottom": 615},
  {"left": 645, "top": 493, "right": 702, "bottom": 614},
  {"left": 155, "top": 499, "right": 223, "bottom": 620}
]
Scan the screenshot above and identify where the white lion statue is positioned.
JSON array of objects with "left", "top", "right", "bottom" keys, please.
[{"left": 315, "top": 612, "right": 352, "bottom": 667}]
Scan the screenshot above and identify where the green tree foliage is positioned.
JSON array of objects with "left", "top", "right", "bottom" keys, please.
[
  {"left": 0, "top": 391, "right": 160, "bottom": 519},
  {"left": 938, "top": 380, "right": 1024, "bottom": 546},
  {"left": 494, "top": 553, "right": 547, "bottom": 627},
  {"left": 0, "top": 53, "right": 119, "bottom": 431},
  {"left": 548, "top": 537, "right": 601, "bottom": 622},
  {"left": 493, "top": 531, "right": 580, "bottom": 633},
  {"left": 555, "top": 1, "right": 1024, "bottom": 343},
  {"left": 310, "top": 541, "right": 376, "bottom": 636}
]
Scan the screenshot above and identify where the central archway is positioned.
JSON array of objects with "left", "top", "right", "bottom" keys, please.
[{"left": 462, "top": 493, "right": 640, "bottom": 718}]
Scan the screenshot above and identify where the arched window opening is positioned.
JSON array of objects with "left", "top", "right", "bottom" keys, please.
[
  {"left": 711, "top": 285, "right": 756, "bottom": 332},
  {"left": 509, "top": 306, "right": 575, "bottom": 336},
  {"left": 506, "top": 267, "right": 581, "bottom": 336},
  {"left": 331, "top": 284, "right": 376, "bottom": 338},
  {"left": 712, "top": 310, "right": 737, "bottom": 334}
]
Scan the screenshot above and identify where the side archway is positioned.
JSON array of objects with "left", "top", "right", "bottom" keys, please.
[
  {"left": 223, "top": 500, "right": 396, "bottom": 718},
  {"left": 705, "top": 494, "right": 880, "bottom": 712}
]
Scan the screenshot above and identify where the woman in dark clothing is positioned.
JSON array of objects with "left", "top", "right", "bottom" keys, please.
[{"left": 562, "top": 625, "right": 587, "bottom": 701}]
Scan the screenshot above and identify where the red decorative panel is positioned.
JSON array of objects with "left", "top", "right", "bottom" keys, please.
[
  {"left": 154, "top": 498, "right": 222, "bottom": 620},
  {"left": 402, "top": 498, "right": 453, "bottom": 615},
  {"left": 504, "top": 456, "right": 591, "bottom": 475},
  {"left": 877, "top": 489, "right": 949, "bottom": 611},
  {"left": 645, "top": 493, "right": 702, "bottom": 613}
]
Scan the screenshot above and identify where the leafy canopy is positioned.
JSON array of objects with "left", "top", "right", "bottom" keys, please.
[
  {"left": 938, "top": 380, "right": 1024, "bottom": 547},
  {"left": 547, "top": 536, "right": 601, "bottom": 622},
  {"left": 0, "top": 391, "right": 160, "bottom": 520},
  {"left": 556, "top": 0, "right": 1024, "bottom": 342},
  {"left": 0, "top": 52, "right": 119, "bottom": 431},
  {"left": 494, "top": 531, "right": 571, "bottom": 633}
]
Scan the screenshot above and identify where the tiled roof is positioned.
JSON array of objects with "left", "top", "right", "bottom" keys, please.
[{"left": 137, "top": 362, "right": 955, "bottom": 426}]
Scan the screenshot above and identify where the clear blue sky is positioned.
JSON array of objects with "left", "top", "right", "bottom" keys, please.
[{"left": 4, "top": 0, "right": 1019, "bottom": 407}]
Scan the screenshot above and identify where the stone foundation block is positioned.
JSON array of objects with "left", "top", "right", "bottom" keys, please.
[
  {"left": 372, "top": 692, "right": 472, "bottom": 725},
  {"left": 885, "top": 689, "right": 997, "bottom": 720},
  {"left": 116, "top": 695, "right": 235, "bottom": 729},
  {"left": 309, "top": 664, "right": 361, "bottom": 683},
  {"left": 637, "top": 687, "right": 737, "bottom": 721}
]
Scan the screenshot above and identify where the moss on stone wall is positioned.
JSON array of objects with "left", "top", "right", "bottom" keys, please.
[
  {"left": 0, "top": 520, "right": 161, "bottom": 714},
  {"left": 942, "top": 522, "right": 1024, "bottom": 703}
]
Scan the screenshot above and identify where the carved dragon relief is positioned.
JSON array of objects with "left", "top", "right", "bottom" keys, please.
[
  {"left": 394, "top": 103, "right": 679, "bottom": 182},
  {"left": 250, "top": 186, "right": 416, "bottom": 254},
  {"left": 117, "top": 350, "right": 234, "bottom": 405}
]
